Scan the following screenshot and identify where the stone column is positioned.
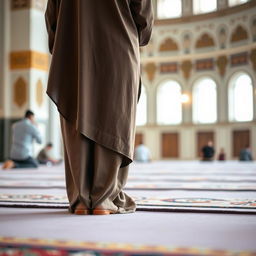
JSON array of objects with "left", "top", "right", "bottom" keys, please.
[
  {"left": 0, "top": 0, "right": 11, "bottom": 161},
  {"left": 217, "top": 78, "right": 229, "bottom": 123},
  {"left": 182, "top": 91, "right": 193, "bottom": 124},
  {"left": 0, "top": 0, "right": 61, "bottom": 161},
  {"left": 152, "top": 0, "right": 158, "bottom": 19},
  {"left": 182, "top": 0, "right": 193, "bottom": 16},
  {"left": 147, "top": 86, "right": 157, "bottom": 125},
  {"left": 217, "top": 0, "right": 228, "bottom": 10},
  {"left": 0, "top": 1, "right": 4, "bottom": 160}
]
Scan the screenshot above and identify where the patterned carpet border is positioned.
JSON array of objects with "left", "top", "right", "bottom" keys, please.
[
  {"left": 1, "top": 181, "right": 256, "bottom": 191},
  {"left": 1, "top": 237, "right": 256, "bottom": 256},
  {"left": 1, "top": 194, "right": 256, "bottom": 213}
]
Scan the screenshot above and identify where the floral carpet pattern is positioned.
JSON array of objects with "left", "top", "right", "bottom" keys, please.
[
  {"left": 1, "top": 237, "right": 256, "bottom": 256},
  {"left": 0, "top": 194, "right": 256, "bottom": 213}
]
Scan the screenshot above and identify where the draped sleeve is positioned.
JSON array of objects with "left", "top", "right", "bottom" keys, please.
[
  {"left": 45, "top": 0, "right": 61, "bottom": 54},
  {"left": 130, "top": 0, "right": 154, "bottom": 46}
]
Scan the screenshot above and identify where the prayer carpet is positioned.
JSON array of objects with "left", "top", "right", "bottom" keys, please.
[
  {"left": 1, "top": 237, "right": 256, "bottom": 256},
  {"left": 1, "top": 180, "right": 256, "bottom": 191},
  {"left": 1, "top": 162, "right": 256, "bottom": 191},
  {"left": 1, "top": 194, "right": 256, "bottom": 213}
]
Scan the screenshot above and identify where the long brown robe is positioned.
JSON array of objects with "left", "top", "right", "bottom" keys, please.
[
  {"left": 60, "top": 116, "right": 136, "bottom": 212},
  {"left": 45, "top": 0, "right": 153, "bottom": 166}
]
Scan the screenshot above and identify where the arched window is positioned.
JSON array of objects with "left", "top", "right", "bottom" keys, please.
[
  {"left": 157, "top": 80, "right": 182, "bottom": 125},
  {"left": 157, "top": 0, "right": 182, "bottom": 19},
  {"left": 136, "top": 85, "right": 147, "bottom": 126},
  {"left": 229, "top": 73, "right": 253, "bottom": 122},
  {"left": 228, "top": 0, "right": 248, "bottom": 7},
  {"left": 193, "top": 78, "right": 217, "bottom": 123},
  {"left": 193, "top": 0, "right": 217, "bottom": 14}
]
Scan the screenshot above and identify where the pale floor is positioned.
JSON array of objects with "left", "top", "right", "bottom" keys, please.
[{"left": 0, "top": 161, "right": 256, "bottom": 252}]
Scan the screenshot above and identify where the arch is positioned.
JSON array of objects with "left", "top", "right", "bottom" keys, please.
[
  {"left": 195, "top": 33, "right": 215, "bottom": 49},
  {"left": 157, "top": 80, "right": 182, "bottom": 125},
  {"left": 136, "top": 84, "right": 147, "bottom": 126},
  {"left": 230, "top": 25, "right": 248, "bottom": 43},
  {"left": 193, "top": 77, "right": 217, "bottom": 124},
  {"left": 228, "top": 72, "right": 253, "bottom": 122},
  {"left": 159, "top": 38, "right": 179, "bottom": 52}
]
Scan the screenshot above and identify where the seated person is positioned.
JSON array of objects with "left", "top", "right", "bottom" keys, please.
[
  {"left": 134, "top": 143, "right": 151, "bottom": 163},
  {"left": 2, "top": 110, "right": 42, "bottom": 169},
  {"left": 37, "top": 143, "right": 62, "bottom": 165},
  {"left": 218, "top": 148, "right": 226, "bottom": 161},
  {"left": 239, "top": 146, "right": 253, "bottom": 161},
  {"left": 201, "top": 141, "right": 215, "bottom": 161}
]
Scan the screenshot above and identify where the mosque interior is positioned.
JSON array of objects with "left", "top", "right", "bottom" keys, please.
[{"left": 0, "top": 0, "right": 256, "bottom": 255}]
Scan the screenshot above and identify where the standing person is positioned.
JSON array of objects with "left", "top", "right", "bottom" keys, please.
[
  {"left": 201, "top": 141, "right": 215, "bottom": 161},
  {"left": 2, "top": 110, "right": 42, "bottom": 169},
  {"left": 45, "top": 1, "right": 153, "bottom": 215}
]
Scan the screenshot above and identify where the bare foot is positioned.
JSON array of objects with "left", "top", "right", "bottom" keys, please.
[{"left": 2, "top": 160, "right": 15, "bottom": 170}]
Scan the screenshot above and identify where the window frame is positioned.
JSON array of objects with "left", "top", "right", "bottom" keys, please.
[
  {"left": 156, "top": 79, "right": 183, "bottom": 125},
  {"left": 192, "top": 77, "right": 218, "bottom": 124},
  {"left": 228, "top": 72, "right": 254, "bottom": 122}
]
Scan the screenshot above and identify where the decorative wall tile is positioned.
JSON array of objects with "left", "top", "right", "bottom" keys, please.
[
  {"left": 10, "top": 51, "right": 49, "bottom": 71},
  {"left": 13, "top": 77, "right": 27, "bottom": 108},
  {"left": 144, "top": 63, "right": 157, "bottom": 81},
  {"left": 181, "top": 60, "right": 192, "bottom": 80},
  {"left": 196, "top": 59, "right": 214, "bottom": 71},
  {"left": 160, "top": 63, "right": 178, "bottom": 74},
  {"left": 230, "top": 52, "right": 248, "bottom": 67},
  {"left": 216, "top": 56, "right": 228, "bottom": 77}
]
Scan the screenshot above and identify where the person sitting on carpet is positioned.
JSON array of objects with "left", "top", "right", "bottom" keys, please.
[
  {"left": 201, "top": 141, "right": 215, "bottom": 161},
  {"left": 37, "top": 143, "right": 62, "bottom": 165},
  {"left": 2, "top": 110, "right": 42, "bottom": 169},
  {"left": 239, "top": 145, "right": 253, "bottom": 161},
  {"left": 218, "top": 148, "right": 226, "bottom": 161},
  {"left": 134, "top": 143, "right": 151, "bottom": 163}
]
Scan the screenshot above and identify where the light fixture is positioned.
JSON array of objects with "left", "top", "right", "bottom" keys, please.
[{"left": 181, "top": 94, "right": 190, "bottom": 103}]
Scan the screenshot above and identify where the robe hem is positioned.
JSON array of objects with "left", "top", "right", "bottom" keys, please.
[{"left": 48, "top": 94, "right": 133, "bottom": 168}]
